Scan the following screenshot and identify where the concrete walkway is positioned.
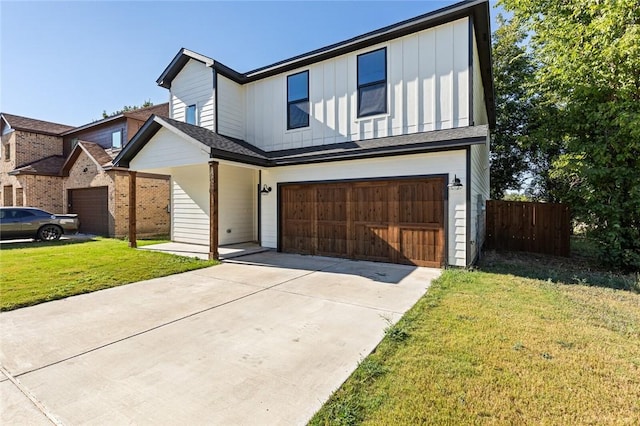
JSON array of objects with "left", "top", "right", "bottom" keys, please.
[
  {"left": 0, "top": 252, "right": 440, "bottom": 425},
  {"left": 139, "top": 241, "right": 270, "bottom": 260}
]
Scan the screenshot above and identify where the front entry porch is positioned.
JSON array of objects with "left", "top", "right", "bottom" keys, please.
[{"left": 139, "top": 241, "right": 269, "bottom": 260}]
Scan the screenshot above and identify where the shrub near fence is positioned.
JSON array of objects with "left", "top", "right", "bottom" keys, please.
[{"left": 485, "top": 200, "right": 571, "bottom": 257}]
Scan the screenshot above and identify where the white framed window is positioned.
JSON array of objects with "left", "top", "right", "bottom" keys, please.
[
  {"left": 186, "top": 104, "right": 198, "bottom": 125},
  {"left": 111, "top": 130, "right": 122, "bottom": 149}
]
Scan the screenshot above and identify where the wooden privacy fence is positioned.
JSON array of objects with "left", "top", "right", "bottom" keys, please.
[{"left": 485, "top": 200, "right": 571, "bottom": 257}]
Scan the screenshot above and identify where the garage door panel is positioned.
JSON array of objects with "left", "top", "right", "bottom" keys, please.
[
  {"left": 68, "top": 187, "right": 109, "bottom": 236},
  {"left": 399, "top": 181, "right": 443, "bottom": 225},
  {"left": 353, "top": 224, "right": 391, "bottom": 262},
  {"left": 353, "top": 185, "right": 389, "bottom": 223},
  {"left": 282, "top": 220, "right": 313, "bottom": 255},
  {"left": 280, "top": 177, "right": 445, "bottom": 266},
  {"left": 399, "top": 227, "right": 444, "bottom": 267},
  {"left": 317, "top": 222, "right": 347, "bottom": 257}
]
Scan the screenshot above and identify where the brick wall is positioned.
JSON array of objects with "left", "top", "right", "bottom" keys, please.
[
  {"left": 113, "top": 171, "right": 171, "bottom": 238},
  {"left": 1, "top": 131, "right": 65, "bottom": 209},
  {"left": 1, "top": 132, "right": 16, "bottom": 174},
  {"left": 63, "top": 149, "right": 170, "bottom": 237},
  {"left": 15, "top": 174, "right": 64, "bottom": 213},
  {"left": 14, "top": 131, "right": 64, "bottom": 167},
  {"left": 63, "top": 149, "right": 115, "bottom": 234},
  {"left": 1, "top": 133, "right": 18, "bottom": 206}
]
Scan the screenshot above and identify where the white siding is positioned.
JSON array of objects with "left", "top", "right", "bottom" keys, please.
[
  {"left": 261, "top": 150, "right": 468, "bottom": 267},
  {"left": 129, "top": 127, "right": 209, "bottom": 171},
  {"left": 217, "top": 75, "right": 246, "bottom": 140},
  {"left": 472, "top": 30, "right": 488, "bottom": 126},
  {"left": 218, "top": 163, "right": 257, "bottom": 244},
  {"left": 170, "top": 59, "right": 215, "bottom": 131},
  {"left": 245, "top": 18, "right": 470, "bottom": 152},
  {"left": 172, "top": 165, "right": 210, "bottom": 246},
  {"left": 469, "top": 135, "right": 490, "bottom": 263}
]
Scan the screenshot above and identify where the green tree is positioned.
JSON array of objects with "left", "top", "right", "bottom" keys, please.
[
  {"left": 102, "top": 100, "right": 154, "bottom": 119},
  {"left": 500, "top": 0, "right": 640, "bottom": 270},
  {"left": 490, "top": 14, "right": 537, "bottom": 199}
]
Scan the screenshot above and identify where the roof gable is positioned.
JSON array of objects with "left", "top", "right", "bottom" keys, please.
[{"left": 61, "top": 141, "right": 114, "bottom": 175}]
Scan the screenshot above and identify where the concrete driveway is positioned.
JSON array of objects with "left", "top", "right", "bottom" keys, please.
[{"left": 1, "top": 251, "right": 440, "bottom": 425}]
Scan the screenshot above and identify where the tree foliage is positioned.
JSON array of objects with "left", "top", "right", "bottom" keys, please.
[
  {"left": 102, "top": 100, "right": 154, "bottom": 119},
  {"left": 499, "top": 0, "right": 640, "bottom": 270},
  {"left": 490, "top": 14, "right": 536, "bottom": 199}
]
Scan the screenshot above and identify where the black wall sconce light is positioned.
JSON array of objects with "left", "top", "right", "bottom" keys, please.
[
  {"left": 260, "top": 184, "right": 272, "bottom": 195},
  {"left": 448, "top": 174, "right": 463, "bottom": 189}
]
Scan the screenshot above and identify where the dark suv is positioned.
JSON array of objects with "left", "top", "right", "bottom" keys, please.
[{"left": 0, "top": 207, "right": 79, "bottom": 241}]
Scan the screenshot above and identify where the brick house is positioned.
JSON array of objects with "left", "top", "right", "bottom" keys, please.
[{"left": 0, "top": 104, "right": 171, "bottom": 237}]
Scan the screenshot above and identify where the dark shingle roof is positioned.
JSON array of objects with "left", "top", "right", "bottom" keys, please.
[
  {"left": 114, "top": 115, "right": 488, "bottom": 169},
  {"left": 161, "top": 117, "right": 269, "bottom": 161},
  {"left": 60, "top": 141, "right": 115, "bottom": 175},
  {"left": 123, "top": 103, "right": 170, "bottom": 121},
  {"left": 9, "top": 155, "right": 66, "bottom": 176},
  {"left": 79, "top": 141, "right": 114, "bottom": 167},
  {"left": 1, "top": 113, "right": 74, "bottom": 136}
]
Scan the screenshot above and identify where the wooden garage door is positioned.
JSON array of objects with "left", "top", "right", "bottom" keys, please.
[
  {"left": 280, "top": 178, "right": 445, "bottom": 267},
  {"left": 68, "top": 187, "right": 109, "bottom": 235}
]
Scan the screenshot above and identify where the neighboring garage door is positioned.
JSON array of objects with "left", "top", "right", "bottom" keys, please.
[
  {"left": 68, "top": 187, "right": 109, "bottom": 235},
  {"left": 280, "top": 177, "right": 445, "bottom": 267}
]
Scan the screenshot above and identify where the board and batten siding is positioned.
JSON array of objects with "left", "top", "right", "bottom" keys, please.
[
  {"left": 472, "top": 30, "right": 489, "bottom": 126},
  {"left": 217, "top": 75, "right": 246, "bottom": 140},
  {"left": 469, "top": 137, "right": 490, "bottom": 262},
  {"left": 129, "top": 127, "right": 210, "bottom": 170},
  {"left": 171, "top": 163, "right": 257, "bottom": 246},
  {"left": 261, "top": 150, "right": 468, "bottom": 266},
  {"left": 218, "top": 164, "right": 257, "bottom": 244},
  {"left": 171, "top": 164, "right": 210, "bottom": 245},
  {"left": 245, "top": 17, "right": 470, "bottom": 152},
  {"left": 170, "top": 59, "right": 215, "bottom": 131}
]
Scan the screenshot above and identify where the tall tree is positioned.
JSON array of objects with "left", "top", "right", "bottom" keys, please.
[
  {"left": 500, "top": 0, "right": 640, "bottom": 270},
  {"left": 490, "top": 14, "right": 536, "bottom": 199}
]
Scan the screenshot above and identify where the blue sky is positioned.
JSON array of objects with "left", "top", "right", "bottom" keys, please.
[{"left": 1, "top": 1, "right": 499, "bottom": 127}]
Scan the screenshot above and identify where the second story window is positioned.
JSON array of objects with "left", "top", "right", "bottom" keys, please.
[
  {"left": 111, "top": 130, "right": 122, "bottom": 149},
  {"left": 186, "top": 104, "right": 197, "bottom": 125},
  {"left": 3, "top": 143, "right": 10, "bottom": 161},
  {"left": 287, "top": 71, "right": 309, "bottom": 129},
  {"left": 357, "top": 48, "right": 387, "bottom": 117}
]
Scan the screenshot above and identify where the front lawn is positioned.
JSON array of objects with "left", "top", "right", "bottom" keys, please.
[
  {"left": 0, "top": 238, "right": 217, "bottom": 311},
  {"left": 311, "top": 253, "right": 640, "bottom": 424}
]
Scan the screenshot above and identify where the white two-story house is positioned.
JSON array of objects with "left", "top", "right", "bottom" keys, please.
[{"left": 115, "top": 0, "right": 495, "bottom": 267}]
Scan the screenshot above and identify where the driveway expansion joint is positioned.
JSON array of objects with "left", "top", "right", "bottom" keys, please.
[{"left": 0, "top": 365, "right": 62, "bottom": 425}]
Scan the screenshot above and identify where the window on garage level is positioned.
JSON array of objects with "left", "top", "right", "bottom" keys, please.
[
  {"left": 287, "top": 71, "right": 309, "bottom": 129},
  {"left": 186, "top": 104, "right": 198, "bottom": 125},
  {"left": 111, "top": 130, "right": 122, "bottom": 149},
  {"left": 357, "top": 48, "right": 387, "bottom": 117}
]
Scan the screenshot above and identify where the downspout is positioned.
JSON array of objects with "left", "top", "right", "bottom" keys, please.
[{"left": 258, "top": 170, "right": 262, "bottom": 245}]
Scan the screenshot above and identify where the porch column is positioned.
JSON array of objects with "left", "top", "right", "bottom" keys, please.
[
  {"left": 209, "top": 161, "right": 219, "bottom": 260},
  {"left": 128, "top": 171, "right": 137, "bottom": 248}
]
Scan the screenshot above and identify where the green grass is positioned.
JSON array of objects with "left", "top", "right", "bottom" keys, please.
[
  {"left": 0, "top": 238, "right": 217, "bottom": 311},
  {"left": 310, "top": 254, "right": 640, "bottom": 425}
]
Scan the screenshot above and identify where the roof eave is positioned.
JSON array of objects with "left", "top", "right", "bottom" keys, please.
[
  {"left": 113, "top": 116, "right": 162, "bottom": 168},
  {"left": 157, "top": 48, "right": 215, "bottom": 89}
]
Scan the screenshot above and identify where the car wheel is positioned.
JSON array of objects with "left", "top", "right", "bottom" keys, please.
[{"left": 38, "top": 225, "right": 62, "bottom": 241}]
